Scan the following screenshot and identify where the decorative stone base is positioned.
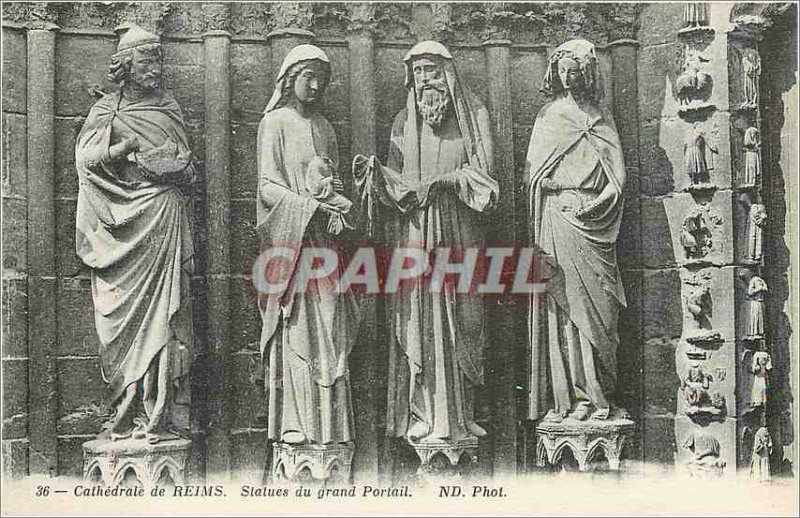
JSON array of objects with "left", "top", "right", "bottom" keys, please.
[
  {"left": 271, "top": 442, "right": 354, "bottom": 485},
  {"left": 536, "top": 411, "right": 635, "bottom": 472},
  {"left": 83, "top": 436, "right": 192, "bottom": 488},
  {"left": 409, "top": 437, "right": 479, "bottom": 479}
]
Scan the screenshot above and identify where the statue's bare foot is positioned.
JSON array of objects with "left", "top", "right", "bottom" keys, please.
[
  {"left": 407, "top": 421, "right": 431, "bottom": 441},
  {"left": 543, "top": 410, "right": 567, "bottom": 423},
  {"left": 467, "top": 421, "right": 487, "bottom": 438},
  {"left": 282, "top": 431, "right": 307, "bottom": 445},
  {"left": 569, "top": 402, "right": 591, "bottom": 421},
  {"left": 591, "top": 407, "right": 610, "bottom": 421}
]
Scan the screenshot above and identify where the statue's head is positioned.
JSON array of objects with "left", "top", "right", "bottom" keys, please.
[
  {"left": 404, "top": 41, "right": 455, "bottom": 129},
  {"left": 266, "top": 44, "right": 331, "bottom": 113},
  {"left": 108, "top": 23, "right": 164, "bottom": 95},
  {"left": 542, "top": 38, "right": 602, "bottom": 104}
]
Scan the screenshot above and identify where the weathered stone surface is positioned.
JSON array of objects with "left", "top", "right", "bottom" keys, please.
[
  {"left": 58, "top": 436, "right": 91, "bottom": 478},
  {"left": 2, "top": 113, "right": 27, "bottom": 199},
  {"left": 617, "top": 270, "right": 643, "bottom": 417},
  {"left": 2, "top": 359, "right": 28, "bottom": 439},
  {"left": 318, "top": 45, "right": 350, "bottom": 125},
  {"left": 55, "top": 35, "right": 117, "bottom": 117},
  {"left": 230, "top": 429, "right": 269, "bottom": 482},
  {"left": 54, "top": 200, "right": 83, "bottom": 277},
  {"left": 57, "top": 276, "right": 101, "bottom": 357},
  {"left": 164, "top": 64, "right": 205, "bottom": 122},
  {"left": 231, "top": 43, "right": 272, "bottom": 121},
  {"left": 637, "top": 3, "right": 683, "bottom": 47},
  {"left": 1, "top": 28, "right": 26, "bottom": 112},
  {"left": 642, "top": 268, "right": 683, "bottom": 340},
  {"left": 374, "top": 46, "right": 409, "bottom": 159},
  {"left": 230, "top": 121, "right": 258, "bottom": 199},
  {"left": 231, "top": 351, "right": 267, "bottom": 431},
  {"left": 229, "top": 199, "right": 258, "bottom": 278},
  {"left": 637, "top": 43, "right": 679, "bottom": 123},
  {"left": 663, "top": 190, "right": 734, "bottom": 267},
  {"left": 1, "top": 439, "right": 29, "bottom": 479},
  {"left": 643, "top": 337, "right": 679, "bottom": 415},
  {"left": 229, "top": 276, "right": 261, "bottom": 352},
  {"left": 57, "top": 357, "right": 105, "bottom": 436},
  {"left": 639, "top": 122, "right": 676, "bottom": 196},
  {"left": 642, "top": 414, "right": 676, "bottom": 471},
  {"left": 618, "top": 194, "right": 641, "bottom": 269},
  {"left": 2, "top": 277, "right": 27, "bottom": 359},
  {"left": 509, "top": 49, "right": 548, "bottom": 129},
  {"left": 640, "top": 196, "right": 676, "bottom": 268},
  {"left": 2, "top": 198, "right": 27, "bottom": 273},
  {"left": 53, "top": 116, "right": 82, "bottom": 199}
]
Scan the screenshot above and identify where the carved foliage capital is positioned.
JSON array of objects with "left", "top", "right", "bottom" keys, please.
[
  {"left": 344, "top": 3, "right": 378, "bottom": 35},
  {"left": 114, "top": 2, "right": 171, "bottom": 35},
  {"left": 26, "top": 2, "right": 60, "bottom": 30},
  {"left": 270, "top": 2, "right": 314, "bottom": 32},
  {"left": 202, "top": 3, "right": 230, "bottom": 33}
]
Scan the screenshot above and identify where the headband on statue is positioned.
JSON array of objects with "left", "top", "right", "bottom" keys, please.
[{"left": 540, "top": 38, "right": 603, "bottom": 103}]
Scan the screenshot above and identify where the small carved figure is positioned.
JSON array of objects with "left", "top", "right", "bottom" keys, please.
[
  {"left": 749, "top": 351, "right": 772, "bottom": 408},
  {"left": 682, "top": 362, "right": 712, "bottom": 408},
  {"left": 747, "top": 276, "right": 768, "bottom": 339},
  {"left": 742, "top": 48, "right": 761, "bottom": 108},
  {"left": 680, "top": 211, "right": 713, "bottom": 259},
  {"left": 683, "top": 3, "right": 709, "bottom": 29},
  {"left": 747, "top": 203, "right": 767, "bottom": 262},
  {"left": 742, "top": 126, "right": 761, "bottom": 186},
  {"left": 686, "top": 283, "right": 712, "bottom": 328},
  {"left": 750, "top": 427, "right": 772, "bottom": 482},
  {"left": 684, "top": 272, "right": 721, "bottom": 343},
  {"left": 684, "top": 125, "right": 715, "bottom": 186},
  {"left": 676, "top": 54, "right": 711, "bottom": 106},
  {"left": 683, "top": 431, "right": 726, "bottom": 477}
]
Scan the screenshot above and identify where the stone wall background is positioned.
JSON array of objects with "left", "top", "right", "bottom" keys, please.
[{"left": 1, "top": 1, "right": 795, "bottom": 480}]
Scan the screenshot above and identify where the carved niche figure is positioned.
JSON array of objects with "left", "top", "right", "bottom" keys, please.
[
  {"left": 742, "top": 126, "right": 761, "bottom": 186},
  {"left": 746, "top": 275, "right": 768, "bottom": 339},
  {"left": 741, "top": 48, "right": 762, "bottom": 108},
  {"left": 353, "top": 41, "right": 498, "bottom": 445},
  {"left": 681, "top": 362, "right": 712, "bottom": 411},
  {"left": 684, "top": 272, "right": 721, "bottom": 344},
  {"left": 75, "top": 24, "right": 195, "bottom": 444},
  {"left": 526, "top": 39, "right": 627, "bottom": 422},
  {"left": 682, "top": 431, "right": 726, "bottom": 477},
  {"left": 750, "top": 427, "right": 773, "bottom": 481},
  {"left": 746, "top": 203, "right": 767, "bottom": 262},
  {"left": 684, "top": 124, "right": 716, "bottom": 187},
  {"left": 256, "top": 45, "right": 362, "bottom": 447},
  {"left": 744, "top": 350, "right": 772, "bottom": 409},
  {"left": 680, "top": 210, "right": 713, "bottom": 259},
  {"left": 676, "top": 53, "right": 711, "bottom": 106}
]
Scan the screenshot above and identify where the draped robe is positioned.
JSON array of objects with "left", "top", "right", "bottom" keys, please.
[
  {"left": 526, "top": 95, "right": 627, "bottom": 420},
  {"left": 74, "top": 91, "right": 194, "bottom": 427},
  {"left": 376, "top": 90, "right": 497, "bottom": 442},
  {"left": 257, "top": 106, "right": 361, "bottom": 444}
]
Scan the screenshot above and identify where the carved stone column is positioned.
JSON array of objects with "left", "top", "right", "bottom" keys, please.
[
  {"left": 482, "top": 30, "right": 516, "bottom": 476},
  {"left": 345, "top": 2, "right": 380, "bottom": 483},
  {"left": 202, "top": 2, "right": 233, "bottom": 479},
  {"left": 25, "top": 2, "right": 59, "bottom": 477}
]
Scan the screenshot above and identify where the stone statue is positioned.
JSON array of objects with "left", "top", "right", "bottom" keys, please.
[
  {"left": 750, "top": 427, "right": 773, "bottom": 481},
  {"left": 747, "top": 203, "right": 767, "bottom": 262},
  {"left": 256, "top": 44, "right": 362, "bottom": 450},
  {"left": 684, "top": 124, "right": 715, "bottom": 187},
  {"left": 353, "top": 41, "right": 498, "bottom": 447},
  {"left": 75, "top": 24, "right": 195, "bottom": 444},
  {"left": 742, "top": 48, "right": 761, "bottom": 108},
  {"left": 742, "top": 126, "right": 761, "bottom": 186},
  {"left": 527, "top": 39, "right": 627, "bottom": 422},
  {"left": 747, "top": 275, "right": 768, "bottom": 339},
  {"left": 682, "top": 362, "right": 712, "bottom": 409},
  {"left": 747, "top": 351, "right": 772, "bottom": 409},
  {"left": 680, "top": 210, "right": 713, "bottom": 259},
  {"left": 675, "top": 53, "right": 711, "bottom": 106}
]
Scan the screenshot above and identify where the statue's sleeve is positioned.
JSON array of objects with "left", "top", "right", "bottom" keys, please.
[
  {"left": 387, "top": 110, "right": 405, "bottom": 172},
  {"left": 449, "top": 104, "right": 498, "bottom": 213},
  {"left": 257, "top": 114, "right": 306, "bottom": 210}
]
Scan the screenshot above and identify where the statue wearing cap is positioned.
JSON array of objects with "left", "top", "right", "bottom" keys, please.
[
  {"left": 74, "top": 23, "right": 195, "bottom": 444},
  {"left": 354, "top": 41, "right": 498, "bottom": 445},
  {"left": 526, "top": 39, "right": 628, "bottom": 422},
  {"left": 256, "top": 44, "right": 362, "bottom": 447}
]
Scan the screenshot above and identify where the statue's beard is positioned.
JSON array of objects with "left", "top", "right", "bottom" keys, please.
[{"left": 416, "top": 84, "right": 450, "bottom": 129}]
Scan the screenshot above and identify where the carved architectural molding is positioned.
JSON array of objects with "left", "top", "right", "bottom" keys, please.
[
  {"left": 271, "top": 443, "right": 354, "bottom": 485},
  {"left": 344, "top": 3, "right": 378, "bottom": 35},
  {"left": 114, "top": 2, "right": 171, "bottom": 35},
  {"left": 201, "top": 3, "right": 230, "bottom": 34},
  {"left": 409, "top": 437, "right": 478, "bottom": 480},
  {"left": 83, "top": 437, "right": 193, "bottom": 488},
  {"left": 268, "top": 2, "right": 314, "bottom": 37}
]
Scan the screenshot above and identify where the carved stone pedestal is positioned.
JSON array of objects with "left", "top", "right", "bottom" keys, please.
[
  {"left": 271, "top": 442, "right": 354, "bottom": 485},
  {"left": 535, "top": 411, "right": 635, "bottom": 472},
  {"left": 409, "top": 437, "right": 478, "bottom": 480},
  {"left": 83, "top": 437, "right": 192, "bottom": 488}
]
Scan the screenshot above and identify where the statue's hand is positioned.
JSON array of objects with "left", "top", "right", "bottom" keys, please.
[{"left": 574, "top": 201, "right": 599, "bottom": 220}]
